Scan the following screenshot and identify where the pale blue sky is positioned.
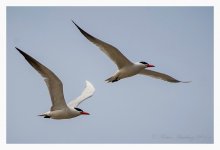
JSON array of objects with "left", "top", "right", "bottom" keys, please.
[{"left": 7, "top": 7, "right": 213, "bottom": 143}]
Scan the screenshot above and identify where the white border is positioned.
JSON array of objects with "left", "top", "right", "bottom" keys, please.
[
  {"left": 1, "top": 0, "right": 218, "bottom": 150},
  {"left": 1, "top": 0, "right": 216, "bottom": 6},
  {"left": 0, "top": 0, "right": 6, "bottom": 145}
]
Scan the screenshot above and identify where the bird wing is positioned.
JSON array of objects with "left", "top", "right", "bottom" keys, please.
[
  {"left": 139, "top": 69, "right": 190, "bottom": 83},
  {"left": 72, "top": 21, "right": 133, "bottom": 69},
  {"left": 68, "top": 80, "right": 95, "bottom": 108},
  {"left": 16, "top": 47, "right": 68, "bottom": 111}
]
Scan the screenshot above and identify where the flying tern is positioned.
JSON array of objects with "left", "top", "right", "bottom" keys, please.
[
  {"left": 72, "top": 21, "right": 189, "bottom": 83},
  {"left": 16, "top": 47, "right": 95, "bottom": 119}
]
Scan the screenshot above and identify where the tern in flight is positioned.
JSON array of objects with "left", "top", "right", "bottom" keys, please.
[
  {"left": 72, "top": 21, "right": 189, "bottom": 83},
  {"left": 16, "top": 47, "right": 95, "bottom": 119}
]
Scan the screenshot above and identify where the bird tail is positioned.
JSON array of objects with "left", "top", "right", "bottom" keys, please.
[
  {"left": 38, "top": 114, "right": 51, "bottom": 118},
  {"left": 105, "top": 76, "right": 119, "bottom": 83}
]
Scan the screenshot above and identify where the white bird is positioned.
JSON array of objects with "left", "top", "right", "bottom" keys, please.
[
  {"left": 72, "top": 21, "right": 189, "bottom": 83},
  {"left": 16, "top": 47, "right": 95, "bottom": 119}
]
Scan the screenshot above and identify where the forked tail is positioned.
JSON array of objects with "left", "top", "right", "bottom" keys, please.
[
  {"left": 105, "top": 76, "right": 119, "bottom": 83},
  {"left": 38, "top": 114, "right": 51, "bottom": 118}
]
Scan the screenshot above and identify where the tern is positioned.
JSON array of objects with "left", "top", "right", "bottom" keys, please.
[
  {"left": 72, "top": 21, "right": 189, "bottom": 83},
  {"left": 16, "top": 47, "right": 95, "bottom": 119}
]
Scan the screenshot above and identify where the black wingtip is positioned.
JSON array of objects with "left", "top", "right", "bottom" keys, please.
[
  {"left": 15, "top": 47, "right": 26, "bottom": 55},
  {"left": 71, "top": 20, "right": 76, "bottom": 25},
  {"left": 167, "top": 79, "right": 191, "bottom": 83},
  {"left": 71, "top": 20, "right": 97, "bottom": 42},
  {"left": 171, "top": 79, "right": 191, "bottom": 83},
  {"left": 71, "top": 20, "right": 86, "bottom": 34},
  {"left": 15, "top": 47, "right": 20, "bottom": 51},
  {"left": 181, "top": 81, "right": 192, "bottom": 83},
  {"left": 15, "top": 47, "right": 23, "bottom": 53},
  {"left": 71, "top": 20, "right": 80, "bottom": 28}
]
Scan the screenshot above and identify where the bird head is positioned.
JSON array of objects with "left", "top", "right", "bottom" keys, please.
[
  {"left": 139, "top": 61, "right": 155, "bottom": 68},
  {"left": 74, "top": 107, "right": 90, "bottom": 115}
]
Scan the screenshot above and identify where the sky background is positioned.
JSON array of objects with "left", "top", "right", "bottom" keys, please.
[{"left": 6, "top": 7, "right": 213, "bottom": 144}]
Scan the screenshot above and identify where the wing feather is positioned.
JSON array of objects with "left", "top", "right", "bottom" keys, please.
[
  {"left": 72, "top": 21, "right": 133, "bottom": 69},
  {"left": 68, "top": 80, "right": 95, "bottom": 108},
  {"left": 139, "top": 69, "right": 190, "bottom": 83},
  {"left": 16, "top": 47, "right": 68, "bottom": 111}
]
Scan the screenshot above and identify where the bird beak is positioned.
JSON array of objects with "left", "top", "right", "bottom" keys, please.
[
  {"left": 147, "top": 64, "right": 155, "bottom": 67},
  {"left": 80, "top": 111, "right": 90, "bottom": 115}
]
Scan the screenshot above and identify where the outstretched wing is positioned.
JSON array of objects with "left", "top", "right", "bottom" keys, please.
[
  {"left": 139, "top": 69, "right": 190, "bottom": 83},
  {"left": 72, "top": 21, "right": 133, "bottom": 69},
  {"left": 16, "top": 47, "right": 68, "bottom": 111},
  {"left": 68, "top": 80, "right": 95, "bottom": 108}
]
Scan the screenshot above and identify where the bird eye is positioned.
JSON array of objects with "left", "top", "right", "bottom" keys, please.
[{"left": 75, "top": 107, "right": 83, "bottom": 112}]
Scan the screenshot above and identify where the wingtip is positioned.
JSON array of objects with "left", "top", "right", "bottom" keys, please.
[
  {"left": 85, "top": 80, "right": 90, "bottom": 84},
  {"left": 181, "top": 81, "right": 192, "bottom": 83},
  {"left": 85, "top": 80, "right": 92, "bottom": 86},
  {"left": 71, "top": 20, "right": 79, "bottom": 28},
  {"left": 15, "top": 47, "right": 20, "bottom": 51},
  {"left": 71, "top": 19, "right": 75, "bottom": 24},
  {"left": 168, "top": 79, "right": 191, "bottom": 83},
  {"left": 85, "top": 80, "right": 95, "bottom": 91},
  {"left": 15, "top": 47, "right": 24, "bottom": 54},
  {"left": 71, "top": 20, "right": 86, "bottom": 34}
]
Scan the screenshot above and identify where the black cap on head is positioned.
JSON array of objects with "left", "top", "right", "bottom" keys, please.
[
  {"left": 75, "top": 107, "right": 83, "bottom": 112},
  {"left": 139, "top": 61, "right": 148, "bottom": 65}
]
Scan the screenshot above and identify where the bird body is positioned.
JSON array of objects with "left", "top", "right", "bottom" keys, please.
[
  {"left": 106, "top": 62, "right": 147, "bottom": 82},
  {"left": 72, "top": 20, "right": 189, "bottom": 83},
  {"left": 39, "top": 108, "right": 81, "bottom": 119}
]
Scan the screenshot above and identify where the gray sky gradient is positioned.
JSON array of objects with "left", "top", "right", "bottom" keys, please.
[{"left": 7, "top": 7, "right": 213, "bottom": 143}]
